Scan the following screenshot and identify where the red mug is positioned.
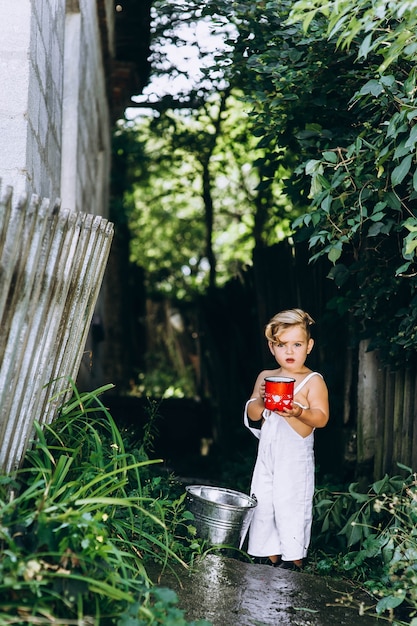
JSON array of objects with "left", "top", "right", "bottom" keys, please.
[{"left": 264, "top": 376, "right": 295, "bottom": 411}]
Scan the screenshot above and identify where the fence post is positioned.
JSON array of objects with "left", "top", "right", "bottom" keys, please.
[
  {"left": 356, "top": 339, "right": 379, "bottom": 475},
  {"left": 0, "top": 184, "right": 114, "bottom": 472}
]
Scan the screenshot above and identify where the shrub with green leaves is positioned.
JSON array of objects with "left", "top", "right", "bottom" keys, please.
[
  {"left": 310, "top": 467, "right": 417, "bottom": 624},
  {"left": 0, "top": 381, "right": 210, "bottom": 625}
]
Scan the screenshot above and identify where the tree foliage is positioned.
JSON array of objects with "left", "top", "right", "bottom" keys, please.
[
  {"left": 204, "top": 0, "right": 361, "bottom": 203},
  {"left": 286, "top": 0, "right": 417, "bottom": 364},
  {"left": 120, "top": 0, "right": 417, "bottom": 365},
  {"left": 125, "top": 93, "right": 293, "bottom": 299},
  {"left": 200, "top": 0, "right": 417, "bottom": 366}
]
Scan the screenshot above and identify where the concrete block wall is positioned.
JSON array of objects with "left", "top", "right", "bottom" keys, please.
[
  {"left": 0, "top": 0, "right": 112, "bottom": 218},
  {"left": 75, "top": 0, "right": 111, "bottom": 217},
  {"left": 27, "top": 0, "right": 65, "bottom": 203},
  {"left": 0, "top": 2, "right": 32, "bottom": 199}
]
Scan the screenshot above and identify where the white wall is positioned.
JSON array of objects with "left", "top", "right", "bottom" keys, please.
[
  {"left": 0, "top": 0, "right": 112, "bottom": 218},
  {"left": 0, "top": 2, "right": 32, "bottom": 199}
]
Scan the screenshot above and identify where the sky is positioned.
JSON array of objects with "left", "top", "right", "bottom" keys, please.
[{"left": 127, "top": 15, "right": 233, "bottom": 117}]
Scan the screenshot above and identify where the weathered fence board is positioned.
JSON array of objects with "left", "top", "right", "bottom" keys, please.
[
  {"left": 0, "top": 184, "right": 113, "bottom": 472},
  {"left": 412, "top": 377, "right": 417, "bottom": 471},
  {"left": 401, "top": 369, "right": 414, "bottom": 465},
  {"left": 357, "top": 349, "right": 417, "bottom": 479}
]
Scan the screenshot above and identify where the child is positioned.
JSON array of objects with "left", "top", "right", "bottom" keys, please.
[{"left": 244, "top": 308, "right": 329, "bottom": 570}]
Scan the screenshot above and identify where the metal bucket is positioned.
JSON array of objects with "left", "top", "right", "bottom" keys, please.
[{"left": 185, "top": 485, "right": 257, "bottom": 548}]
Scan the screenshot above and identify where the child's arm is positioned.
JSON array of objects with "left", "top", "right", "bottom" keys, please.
[
  {"left": 246, "top": 372, "right": 268, "bottom": 423},
  {"left": 285, "top": 376, "right": 329, "bottom": 428}
]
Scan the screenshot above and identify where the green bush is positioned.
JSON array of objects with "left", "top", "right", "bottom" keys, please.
[
  {"left": 310, "top": 467, "right": 417, "bottom": 625},
  {"left": 0, "top": 382, "right": 210, "bottom": 625}
]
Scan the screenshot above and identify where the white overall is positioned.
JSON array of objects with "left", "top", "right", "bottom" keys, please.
[{"left": 243, "top": 372, "right": 322, "bottom": 561}]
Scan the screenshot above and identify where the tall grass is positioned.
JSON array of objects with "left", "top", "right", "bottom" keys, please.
[{"left": 0, "top": 381, "right": 209, "bottom": 625}]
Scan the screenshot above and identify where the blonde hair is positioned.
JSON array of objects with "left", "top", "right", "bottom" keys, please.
[{"left": 265, "top": 308, "right": 315, "bottom": 343}]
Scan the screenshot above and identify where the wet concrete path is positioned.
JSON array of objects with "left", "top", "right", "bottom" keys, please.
[{"left": 154, "top": 554, "right": 382, "bottom": 625}]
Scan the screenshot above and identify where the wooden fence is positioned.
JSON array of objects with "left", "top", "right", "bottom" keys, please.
[
  {"left": 0, "top": 183, "right": 113, "bottom": 472},
  {"left": 194, "top": 241, "right": 417, "bottom": 482},
  {"left": 357, "top": 341, "right": 417, "bottom": 479}
]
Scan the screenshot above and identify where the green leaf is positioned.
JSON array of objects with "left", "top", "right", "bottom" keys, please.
[
  {"left": 403, "top": 217, "right": 417, "bottom": 232},
  {"left": 396, "top": 261, "right": 412, "bottom": 275},
  {"left": 321, "top": 195, "right": 332, "bottom": 212},
  {"left": 391, "top": 154, "right": 413, "bottom": 186},
  {"left": 369, "top": 211, "right": 385, "bottom": 222},
  {"left": 397, "top": 461, "right": 413, "bottom": 473},
  {"left": 305, "top": 159, "right": 323, "bottom": 175},
  {"left": 361, "top": 533, "right": 386, "bottom": 558},
  {"left": 376, "top": 592, "right": 406, "bottom": 614},
  {"left": 394, "top": 140, "right": 412, "bottom": 160},
  {"left": 372, "top": 475, "right": 389, "bottom": 494},
  {"left": 153, "top": 586, "right": 179, "bottom": 604},
  {"left": 404, "top": 236, "right": 417, "bottom": 258},
  {"left": 338, "top": 511, "right": 364, "bottom": 547},
  {"left": 347, "top": 482, "right": 369, "bottom": 502},
  {"left": 358, "top": 33, "right": 373, "bottom": 60},
  {"left": 384, "top": 191, "right": 402, "bottom": 210},
  {"left": 368, "top": 222, "right": 384, "bottom": 237},
  {"left": 359, "top": 79, "right": 383, "bottom": 97},
  {"left": 372, "top": 201, "right": 387, "bottom": 214},
  {"left": 328, "top": 246, "right": 342, "bottom": 263},
  {"left": 322, "top": 150, "right": 338, "bottom": 163},
  {"left": 317, "top": 174, "right": 331, "bottom": 189},
  {"left": 405, "top": 124, "right": 417, "bottom": 149}
]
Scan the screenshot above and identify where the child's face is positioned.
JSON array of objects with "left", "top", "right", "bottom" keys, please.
[{"left": 268, "top": 325, "right": 314, "bottom": 370}]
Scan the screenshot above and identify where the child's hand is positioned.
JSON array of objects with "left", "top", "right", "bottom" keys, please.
[
  {"left": 282, "top": 397, "right": 309, "bottom": 418},
  {"left": 259, "top": 381, "right": 266, "bottom": 398}
]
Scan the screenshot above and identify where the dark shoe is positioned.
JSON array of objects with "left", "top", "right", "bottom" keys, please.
[
  {"left": 277, "top": 560, "right": 303, "bottom": 571},
  {"left": 252, "top": 556, "right": 277, "bottom": 566}
]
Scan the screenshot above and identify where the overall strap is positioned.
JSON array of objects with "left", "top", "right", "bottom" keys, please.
[
  {"left": 243, "top": 398, "right": 262, "bottom": 439},
  {"left": 295, "top": 371, "right": 322, "bottom": 394}
]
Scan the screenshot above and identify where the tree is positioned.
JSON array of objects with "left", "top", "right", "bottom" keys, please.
[
  {"left": 201, "top": 0, "right": 417, "bottom": 366},
  {"left": 126, "top": 91, "right": 293, "bottom": 300},
  {"left": 286, "top": 0, "right": 417, "bottom": 365},
  {"left": 116, "top": 1, "right": 304, "bottom": 396},
  {"left": 204, "top": 0, "right": 361, "bottom": 202}
]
